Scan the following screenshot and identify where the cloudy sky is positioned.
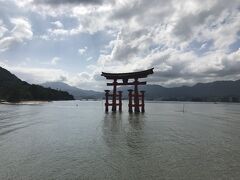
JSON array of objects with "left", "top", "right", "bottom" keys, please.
[{"left": 0, "top": 0, "right": 239, "bottom": 90}]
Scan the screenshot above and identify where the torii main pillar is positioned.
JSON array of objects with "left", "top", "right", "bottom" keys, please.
[{"left": 101, "top": 68, "right": 154, "bottom": 113}]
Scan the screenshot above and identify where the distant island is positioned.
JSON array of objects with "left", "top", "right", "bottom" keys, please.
[{"left": 0, "top": 67, "right": 74, "bottom": 102}]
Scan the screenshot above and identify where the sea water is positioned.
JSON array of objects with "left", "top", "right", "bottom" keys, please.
[{"left": 0, "top": 101, "right": 240, "bottom": 179}]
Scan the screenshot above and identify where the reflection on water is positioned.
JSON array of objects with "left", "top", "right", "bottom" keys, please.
[
  {"left": 102, "top": 113, "right": 124, "bottom": 149},
  {"left": 0, "top": 101, "right": 240, "bottom": 179},
  {"left": 102, "top": 113, "right": 146, "bottom": 154}
]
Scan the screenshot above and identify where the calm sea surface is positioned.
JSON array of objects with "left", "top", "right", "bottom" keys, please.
[{"left": 0, "top": 101, "right": 240, "bottom": 179}]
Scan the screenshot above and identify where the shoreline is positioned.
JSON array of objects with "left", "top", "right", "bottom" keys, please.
[{"left": 0, "top": 100, "right": 50, "bottom": 105}]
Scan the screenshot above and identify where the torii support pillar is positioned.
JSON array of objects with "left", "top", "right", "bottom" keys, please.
[
  {"left": 134, "top": 78, "right": 140, "bottom": 113},
  {"left": 140, "top": 90, "right": 145, "bottom": 113},
  {"left": 128, "top": 89, "right": 133, "bottom": 113},
  {"left": 118, "top": 91, "right": 122, "bottom": 112},
  {"left": 112, "top": 79, "right": 117, "bottom": 112},
  {"left": 104, "top": 90, "right": 110, "bottom": 112}
]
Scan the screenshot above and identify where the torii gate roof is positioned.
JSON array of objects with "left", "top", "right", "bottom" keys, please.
[{"left": 101, "top": 68, "right": 154, "bottom": 80}]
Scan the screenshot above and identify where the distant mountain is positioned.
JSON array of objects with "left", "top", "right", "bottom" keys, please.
[
  {"left": 119, "top": 80, "right": 240, "bottom": 102},
  {"left": 42, "top": 79, "right": 240, "bottom": 102},
  {"left": 42, "top": 81, "right": 104, "bottom": 100},
  {"left": 0, "top": 67, "right": 74, "bottom": 102}
]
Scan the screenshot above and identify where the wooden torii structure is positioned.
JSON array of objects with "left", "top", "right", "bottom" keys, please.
[{"left": 101, "top": 68, "right": 154, "bottom": 113}]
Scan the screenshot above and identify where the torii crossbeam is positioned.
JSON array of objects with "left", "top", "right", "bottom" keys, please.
[{"left": 101, "top": 68, "right": 154, "bottom": 113}]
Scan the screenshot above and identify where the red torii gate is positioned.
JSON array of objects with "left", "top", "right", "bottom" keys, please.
[{"left": 101, "top": 68, "right": 154, "bottom": 113}]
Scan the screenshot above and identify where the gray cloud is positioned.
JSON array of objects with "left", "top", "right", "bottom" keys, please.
[
  {"left": 34, "top": 0, "right": 104, "bottom": 5},
  {"left": 111, "top": 0, "right": 172, "bottom": 22},
  {"left": 147, "top": 49, "right": 240, "bottom": 87},
  {"left": 2, "top": 0, "right": 240, "bottom": 89},
  {"left": 173, "top": 0, "right": 239, "bottom": 41}
]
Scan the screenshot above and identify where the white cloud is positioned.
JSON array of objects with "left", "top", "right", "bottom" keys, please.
[
  {"left": 0, "top": 17, "right": 33, "bottom": 52},
  {"left": 0, "top": 20, "right": 8, "bottom": 38},
  {"left": 86, "top": 56, "right": 93, "bottom": 61},
  {"left": 51, "top": 56, "right": 60, "bottom": 65},
  {"left": 78, "top": 46, "right": 87, "bottom": 55},
  {"left": 0, "top": 60, "right": 68, "bottom": 84},
  {"left": 48, "top": 28, "right": 68, "bottom": 36},
  {"left": 2, "top": 0, "right": 240, "bottom": 89},
  {"left": 51, "top": 20, "right": 63, "bottom": 28},
  {"left": 10, "top": 18, "right": 33, "bottom": 40},
  {"left": 88, "top": 0, "right": 240, "bottom": 88},
  {"left": 0, "top": 37, "right": 16, "bottom": 52},
  {"left": 67, "top": 71, "right": 104, "bottom": 90}
]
